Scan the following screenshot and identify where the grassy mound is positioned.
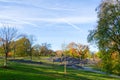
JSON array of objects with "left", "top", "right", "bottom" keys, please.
[{"left": 0, "top": 59, "right": 119, "bottom": 80}]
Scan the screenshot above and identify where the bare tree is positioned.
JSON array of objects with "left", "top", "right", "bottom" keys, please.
[
  {"left": 0, "top": 25, "right": 18, "bottom": 67},
  {"left": 40, "top": 43, "right": 51, "bottom": 56}
]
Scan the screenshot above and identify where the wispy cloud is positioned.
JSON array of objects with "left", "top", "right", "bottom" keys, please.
[
  {"left": 0, "top": 0, "right": 76, "bottom": 11},
  {"left": 24, "top": 16, "right": 97, "bottom": 24},
  {"left": 0, "top": 0, "right": 100, "bottom": 51},
  {"left": 0, "top": 0, "right": 38, "bottom": 9},
  {"left": 62, "top": 19, "right": 81, "bottom": 31},
  {"left": 43, "top": 7, "right": 76, "bottom": 11},
  {"left": 0, "top": 15, "right": 39, "bottom": 28},
  {"left": 0, "top": 15, "right": 97, "bottom": 31}
]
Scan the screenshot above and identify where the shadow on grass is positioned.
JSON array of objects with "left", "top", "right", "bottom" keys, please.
[
  {"left": 0, "top": 61, "right": 91, "bottom": 80},
  {"left": 0, "top": 59, "right": 119, "bottom": 80},
  {"left": 0, "top": 71, "right": 56, "bottom": 80}
]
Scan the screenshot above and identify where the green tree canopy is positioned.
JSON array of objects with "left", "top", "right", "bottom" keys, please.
[
  {"left": 87, "top": 0, "right": 120, "bottom": 74},
  {"left": 15, "top": 37, "right": 31, "bottom": 56},
  {"left": 88, "top": 0, "right": 120, "bottom": 52}
]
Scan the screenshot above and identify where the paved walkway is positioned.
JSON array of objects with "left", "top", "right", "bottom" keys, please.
[
  {"left": 67, "top": 64, "right": 120, "bottom": 78},
  {"left": 81, "top": 67, "right": 120, "bottom": 78}
]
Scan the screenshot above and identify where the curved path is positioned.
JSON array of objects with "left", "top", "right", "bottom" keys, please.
[{"left": 81, "top": 67, "right": 120, "bottom": 78}]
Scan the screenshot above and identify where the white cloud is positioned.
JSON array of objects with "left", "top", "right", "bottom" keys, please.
[
  {"left": 0, "top": 0, "right": 97, "bottom": 24},
  {"left": 43, "top": 7, "right": 76, "bottom": 11},
  {"left": 0, "top": 0, "right": 100, "bottom": 51},
  {"left": 0, "top": 14, "right": 97, "bottom": 31},
  {"left": 62, "top": 19, "right": 81, "bottom": 31},
  {"left": 0, "top": 15, "right": 39, "bottom": 27},
  {"left": 24, "top": 16, "right": 97, "bottom": 24},
  {"left": 0, "top": 0, "right": 98, "bottom": 31}
]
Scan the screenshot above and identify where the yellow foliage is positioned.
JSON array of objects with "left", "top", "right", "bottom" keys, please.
[{"left": 8, "top": 52, "right": 13, "bottom": 57}]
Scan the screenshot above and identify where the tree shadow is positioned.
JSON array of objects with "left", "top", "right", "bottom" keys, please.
[
  {"left": 0, "top": 60, "right": 92, "bottom": 80},
  {"left": 0, "top": 59, "right": 118, "bottom": 80}
]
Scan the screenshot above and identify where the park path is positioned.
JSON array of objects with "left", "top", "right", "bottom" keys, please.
[{"left": 80, "top": 66, "right": 120, "bottom": 78}]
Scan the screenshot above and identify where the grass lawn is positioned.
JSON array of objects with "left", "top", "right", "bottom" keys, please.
[{"left": 0, "top": 58, "right": 119, "bottom": 80}]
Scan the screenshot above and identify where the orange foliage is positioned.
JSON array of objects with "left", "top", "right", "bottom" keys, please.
[{"left": 8, "top": 52, "right": 13, "bottom": 57}]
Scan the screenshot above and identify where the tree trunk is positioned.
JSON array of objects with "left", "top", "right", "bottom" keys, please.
[
  {"left": 64, "top": 57, "right": 67, "bottom": 74},
  {"left": 13, "top": 53, "right": 15, "bottom": 59},
  {"left": 30, "top": 48, "right": 32, "bottom": 61},
  {"left": 30, "top": 55, "right": 32, "bottom": 61},
  {"left": 13, "top": 50, "right": 15, "bottom": 59},
  {"left": 4, "top": 53, "right": 7, "bottom": 67},
  {"left": 30, "top": 51, "right": 32, "bottom": 61}
]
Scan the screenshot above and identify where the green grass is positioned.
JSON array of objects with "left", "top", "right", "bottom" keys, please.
[{"left": 0, "top": 58, "right": 119, "bottom": 80}]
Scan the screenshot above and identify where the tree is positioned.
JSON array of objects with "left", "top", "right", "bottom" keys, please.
[
  {"left": 88, "top": 0, "right": 120, "bottom": 52},
  {"left": 67, "top": 42, "right": 78, "bottom": 57},
  {"left": 87, "top": 0, "right": 120, "bottom": 74},
  {"left": 26, "top": 35, "right": 35, "bottom": 61},
  {"left": 0, "top": 46, "right": 4, "bottom": 56},
  {"left": 55, "top": 50, "right": 63, "bottom": 57},
  {"left": 15, "top": 37, "right": 30, "bottom": 57},
  {"left": 67, "top": 42, "right": 90, "bottom": 59},
  {"left": 61, "top": 42, "right": 67, "bottom": 74},
  {"left": 0, "top": 25, "right": 18, "bottom": 67},
  {"left": 39, "top": 43, "right": 51, "bottom": 56},
  {"left": 76, "top": 44, "right": 90, "bottom": 60},
  {"left": 10, "top": 41, "right": 16, "bottom": 59},
  {"left": 33, "top": 44, "right": 41, "bottom": 59}
]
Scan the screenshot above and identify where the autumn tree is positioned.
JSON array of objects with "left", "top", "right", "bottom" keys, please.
[
  {"left": 67, "top": 42, "right": 78, "bottom": 57},
  {"left": 76, "top": 44, "right": 90, "bottom": 60},
  {"left": 15, "top": 37, "right": 30, "bottom": 57},
  {"left": 0, "top": 25, "right": 18, "bottom": 67},
  {"left": 87, "top": 0, "right": 120, "bottom": 74},
  {"left": 0, "top": 46, "right": 4, "bottom": 56},
  {"left": 40, "top": 43, "right": 51, "bottom": 56},
  {"left": 10, "top": 41, "right": 16, "bottom": 59},
  {"left": 67, "top": 42, "right": 90, "bottom": 59}
]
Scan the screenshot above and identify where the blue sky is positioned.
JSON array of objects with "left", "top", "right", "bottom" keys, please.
[{"left": 0, "top": 0, "right": 101, "bottom": 51}]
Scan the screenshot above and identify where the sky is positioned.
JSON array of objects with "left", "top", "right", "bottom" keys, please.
[{"left": 0, "top": 0, "right": 101, "bottom": 51}]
